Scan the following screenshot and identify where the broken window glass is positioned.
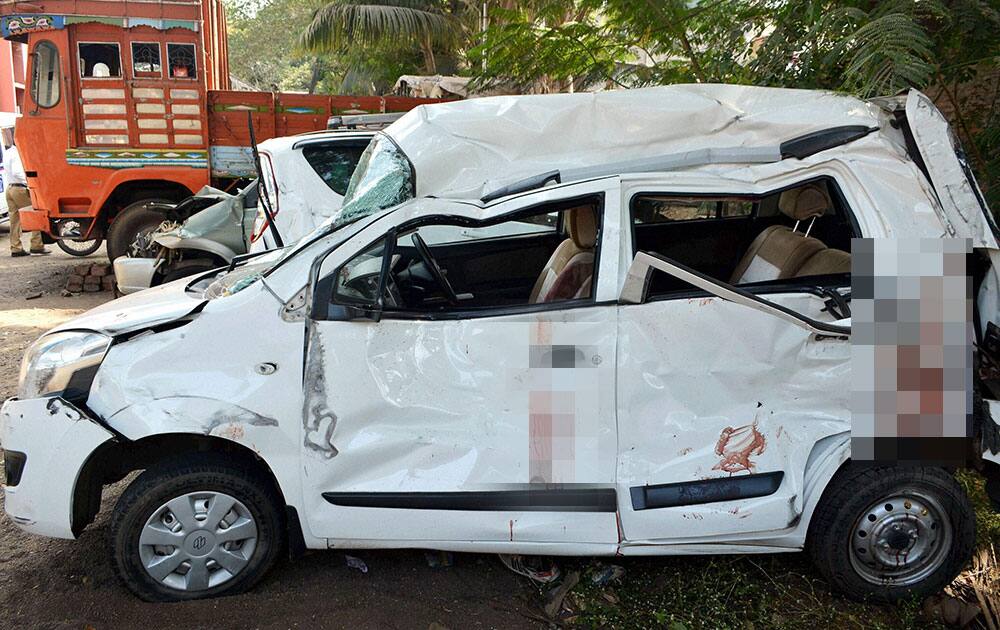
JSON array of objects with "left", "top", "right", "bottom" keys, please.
[
  {"left": 78, "top": 43, "right": 122, "bottom": 78},
  {"left": 331, "top": 134, "right": 414, "bottom": 229},
  {"left": 632, "top": 196, "right": 755, "bottom": 224},
  {"left": 302, "top": 143, "right": 368, "bottom": 196}
]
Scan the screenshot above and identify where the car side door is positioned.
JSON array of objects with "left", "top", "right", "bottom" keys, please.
[
  {"left": 299, "top": 180, "right": 624, "bottom": 548},
  {"left": 616, "top": 250, "right": 852, "bottom": 543},
  {"left": 615, "top": 174, "right": 858, "bottom": 545}
]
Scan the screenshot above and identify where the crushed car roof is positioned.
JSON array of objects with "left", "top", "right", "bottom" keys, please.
[{"left": 386, "top": 84, "right": 886, "bottom": 201}]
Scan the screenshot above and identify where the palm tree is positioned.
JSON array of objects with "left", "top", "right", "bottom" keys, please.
[{"left": 299, "top": 0, "right": 466, "bottom": 75}]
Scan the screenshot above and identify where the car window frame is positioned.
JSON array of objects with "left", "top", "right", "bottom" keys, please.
[
  {"left": 298, "top": 139, "right": 372, "bottom": 197},
  {"left": 314, "top": 192, "right": 608, "bottom": 322},
  {"left": 627, "top": 175, "right": 860, "bottom": 304}
]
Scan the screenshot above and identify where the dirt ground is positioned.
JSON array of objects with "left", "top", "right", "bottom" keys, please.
[{"left": 0, "top": 232, "right": 541, "bottom": 629}]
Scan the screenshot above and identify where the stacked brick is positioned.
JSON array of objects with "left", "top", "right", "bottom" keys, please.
[{"left": 66, "top": 263, "right": 116, "bottom": 293}]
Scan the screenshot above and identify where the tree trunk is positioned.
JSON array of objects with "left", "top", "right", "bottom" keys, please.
[
  {"left": 421, "top": 34, "right": 437, "bottom": 74},
  {"left": 307, "top": 58, "right": 324, "bottom": 94}
]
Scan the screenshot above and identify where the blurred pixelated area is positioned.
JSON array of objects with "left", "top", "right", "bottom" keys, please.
[
  {"left": 527, "top": 322, "right": 605, "bottom": 485},
  {"left": 851, "top": 238, "right": 972, "bottom": 464}
]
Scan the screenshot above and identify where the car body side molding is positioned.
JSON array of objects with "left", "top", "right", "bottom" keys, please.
[
  {"left": 630, "top": 471, "right": 785, "bottom": 510},
  {"left": 322, "top": 488, "right": 618, "bottom": 512}
]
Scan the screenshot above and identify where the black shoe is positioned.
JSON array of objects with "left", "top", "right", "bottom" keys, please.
[
  {"left": 11, "top": 251, "right": 28, "bottom": 257},
  {"left": 29, "top": 248, "right": 50, "bottom": 255}
]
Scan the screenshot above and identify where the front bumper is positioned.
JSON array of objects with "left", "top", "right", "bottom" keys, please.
[{"left": 0, "top": 397, "right": 114, "bottom": 539}]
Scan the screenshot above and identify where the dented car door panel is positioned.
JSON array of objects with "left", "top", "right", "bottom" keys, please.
[
  {"left": 617, "top": 292, "right": 850, "bottom": 541},
  {"left": 301, "top": 182, "right": 623, "bottom": 546},
  {"left": 614, "top": 175, "right": 855, "bottom": 544},
  {"left": 302, "top": 312, "right": 620, "bottom": 545}
]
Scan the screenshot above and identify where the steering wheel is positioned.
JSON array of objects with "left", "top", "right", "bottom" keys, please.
[{"left": 411, "top": 232, "right": 460, "bottom": 305}]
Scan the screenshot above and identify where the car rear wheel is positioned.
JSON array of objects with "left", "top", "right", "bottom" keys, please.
[
  {"left": 807, "top": 464, "right": 974, "bottom": 602},
  {"left": 109, "top": 454, "right": 284, "bottom": 602}
]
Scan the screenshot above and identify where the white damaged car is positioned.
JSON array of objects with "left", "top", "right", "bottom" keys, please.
[{"left": 3, "top": 85, "right": 1000, "bottom": 602}]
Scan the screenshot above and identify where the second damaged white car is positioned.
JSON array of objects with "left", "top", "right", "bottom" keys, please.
[{"left": 3, "top": 85, "right": 1000, "bottom": 602}]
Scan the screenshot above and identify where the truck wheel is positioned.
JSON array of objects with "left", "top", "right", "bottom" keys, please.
[
  {"left": 57, "top": 238, "right": 103, "bottom": 257},
  {"left": 109, "top": 454, "right": 285, "bottom": 602},
  {"left": 106, "top": 199, "right": 171, "bottom": 261},
  {"left": 806, "top": 464, "right": 974, "bottom": 602},
  {"left": 158, "top": 259, "right": 222, "bottom": 285}
]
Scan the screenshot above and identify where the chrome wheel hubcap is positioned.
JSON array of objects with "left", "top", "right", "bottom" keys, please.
[
  {"left": 849, "top": 491, "right": 950, "bottom": 586},
  {"left": 139, "top": 491, "right": 258, "bottom": 592}
]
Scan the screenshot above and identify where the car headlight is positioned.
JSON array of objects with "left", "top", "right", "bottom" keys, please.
[{"left": 17, "top": 331, "right": 111, "bottom": 400}]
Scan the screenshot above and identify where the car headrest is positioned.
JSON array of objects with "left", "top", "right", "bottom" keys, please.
[
  {"left": 568, "top": 206, "right": 597, "bottom": 249},
  {"left": 778, "top": 184, "right": 831, "bottom": 222}
]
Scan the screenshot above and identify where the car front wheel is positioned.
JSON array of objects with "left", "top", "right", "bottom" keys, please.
[
  {"left": 109, "top": 454, "right": 284, "bottom": 601},
  {"left": 807, "top": 464, "right": 974, "bottom": 602}
]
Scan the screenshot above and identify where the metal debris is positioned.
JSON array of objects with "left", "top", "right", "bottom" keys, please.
[
  {"left": 498, "top": 554, "right": 561, "bottom": 584},
  {"left": 345, "top": 555, "right": 369, "bottom": 574},
  {"left": 589, "top": 563, "right": 625, "bottom": 587}
]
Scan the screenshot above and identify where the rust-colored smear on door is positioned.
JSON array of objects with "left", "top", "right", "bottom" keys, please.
[{"left": 713, "top": 421, "right": 766, "bottom": 474}]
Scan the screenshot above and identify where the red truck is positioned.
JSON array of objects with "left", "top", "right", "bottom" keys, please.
[{"left": 0, "top": 0, "right": 445, "bottom": 259}]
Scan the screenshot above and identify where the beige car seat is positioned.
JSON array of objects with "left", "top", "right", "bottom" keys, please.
[
  {"left": 729, "top": 184, "right": 831, "bottom": 284},
  {"left": 530, "top": 206, "right": 597, "bottom": 303}
]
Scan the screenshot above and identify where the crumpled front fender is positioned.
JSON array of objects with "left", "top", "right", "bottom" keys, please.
[
  {"left": 1, "top": 397, "right": 115, "bottom": 539},
  {"left": 104, "top": 396, "right": 281, "bottom": 441},
  {"left": 102, "top": 397, "right": 301, "bottom": 515}
]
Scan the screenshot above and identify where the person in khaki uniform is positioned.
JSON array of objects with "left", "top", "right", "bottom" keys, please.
[{"left": 4, "top": 131, "right": 46, "bottom": 256}]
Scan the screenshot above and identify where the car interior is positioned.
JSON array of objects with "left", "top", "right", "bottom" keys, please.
[
  {"left": 632, "top": 178, "right": 855, "bottom": 297},
  {"left": 331, "top": 197, "right": 602, "bottom": 314},
  {"left": 326, "top": 179, "right": 855, "bottom": 317}
]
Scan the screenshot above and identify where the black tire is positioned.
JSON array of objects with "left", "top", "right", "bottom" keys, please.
[
  {"left": 807, "top": 464, "right": 974, "bottom": 602},
  {"left": 157, "top": 259, "right": 222, "bottom": 285},
  {"left": 106, "top": 199, "right": 171, "bottom": 261},
  {"left": 109, "top": 453, "right": 285, "bottom": 602},
  {"left": 57, "top": 238, "right": 103, "bottom": 257}
]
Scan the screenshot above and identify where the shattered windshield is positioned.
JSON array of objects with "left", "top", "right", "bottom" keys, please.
[
  {"left": 329, "top": 132, "right": 414, "bottom": 229},
  {"left": 204, "top": 133, "right": 415, "bottom": 292}
]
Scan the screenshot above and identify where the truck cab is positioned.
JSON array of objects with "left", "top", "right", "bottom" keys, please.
[
  {"left": 5, "top": 2, "right": 226, "bottom": 257},
  {"left": 1, "top": 2, "right": 446, "bottom": 260}
]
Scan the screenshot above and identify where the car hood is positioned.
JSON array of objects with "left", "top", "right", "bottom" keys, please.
[{"left": 51, "top": 277, "right": 206, "bottom": 336}]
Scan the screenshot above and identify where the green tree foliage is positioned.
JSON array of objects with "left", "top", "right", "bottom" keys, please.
[
  {"left": 226, "top": 0, "right": 331, "bottom": 92},
  {"left": 225, "top": 0, "right": 427, "bottom": 94},
  {"left": 298, "top": 0, "right": 475, "bottom": 75}
]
